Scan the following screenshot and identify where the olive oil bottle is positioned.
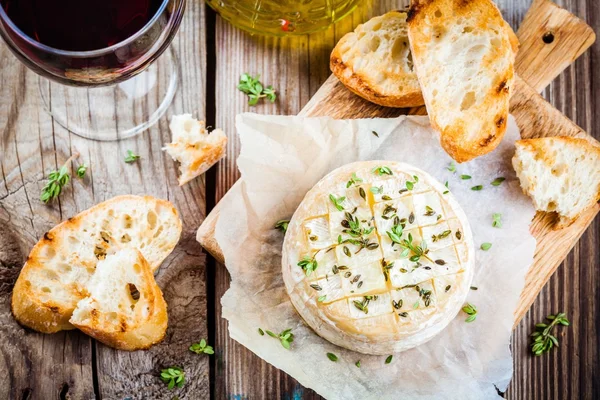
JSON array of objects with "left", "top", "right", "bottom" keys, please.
[{"left": 206, "top": 0, "right": 361, "bottom": 36}]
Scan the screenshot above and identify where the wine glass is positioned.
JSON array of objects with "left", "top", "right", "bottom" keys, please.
[{"left": 0, "top": 0, "right": 186, "bottom": 141}]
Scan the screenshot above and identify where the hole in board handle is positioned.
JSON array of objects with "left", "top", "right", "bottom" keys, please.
[{"left": 542, "top": 31, "right": 555, "bottom": 44}]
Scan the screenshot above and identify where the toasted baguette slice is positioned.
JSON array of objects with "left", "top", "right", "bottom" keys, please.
[
  {"left": 11, "top": 195, "right": 181, "bottom": 333},
  {"left": 407, "top": 0, "right": 519, "bottom": 162},
  {"left": 512, "top": 137, "right": 600, "bottom": 229},
  {"left": 70, "top": 248, "right": 168, "bottom": 350},
  {"left": 331, "top": 11, "right": 424, "bottom": 108},
  {"left": 164, "top": 114, "right": 227, "bottom": 186}
]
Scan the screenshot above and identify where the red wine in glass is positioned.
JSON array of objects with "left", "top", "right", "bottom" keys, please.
[
  {"left": 2, "top": 0, "right": 163, "bottom": 52},
  {"left": 0, "top": 0, "right": 185, "bottom": 86},
  {"left": 0, "top": 0, "right": 185, "bottom": 140}
]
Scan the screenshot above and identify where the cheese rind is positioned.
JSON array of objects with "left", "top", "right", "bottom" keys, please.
[{"left": 283, "top": 161, "right": 474, "bottom": 355}]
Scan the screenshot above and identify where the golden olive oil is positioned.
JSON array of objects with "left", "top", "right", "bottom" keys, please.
[{"left": 206, "top": 0, "right": 361, "bottom": 36}]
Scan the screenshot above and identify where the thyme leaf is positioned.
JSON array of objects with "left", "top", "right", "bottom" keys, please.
[
  {"left": 462, "top": 303, "right": 478, "bottom": 322},
  {"left": 492, "top": 213, "right": 502, "bottom": 228},
  {"left": 491, "top": 177, "right": 506, "bottom": 186},
  {"left": 372, "top": 166, "right": 393, "bottom": 176},
  {"left": 275, "top": 219, "right": 290, "bottom": 233}
]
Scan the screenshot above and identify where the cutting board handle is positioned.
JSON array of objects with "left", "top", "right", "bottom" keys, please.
[{"left": 515, "top": 0, "right": 596, "bottom": 92}]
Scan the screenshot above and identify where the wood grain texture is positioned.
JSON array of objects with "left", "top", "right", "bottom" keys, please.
[
  {"left": 205, "top": 0, "right": 599, "bottom": 399},
  {"left": 0, "top": 1, "right": 210, "bottom": 399}
]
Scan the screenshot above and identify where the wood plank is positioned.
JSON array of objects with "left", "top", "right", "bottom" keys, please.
[
  {"left": 0, "top": 1, "right": 209, "bottom": 399},
  {"left": 209, "top": 3, "right": 392, "bottom": 398},
  {"left": 206, "top": 0, "right": 597, "bottom": 399}
]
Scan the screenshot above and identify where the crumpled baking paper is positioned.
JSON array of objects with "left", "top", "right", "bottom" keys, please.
[{"left": 211, "top": 113, "right": 536, "bottom": 399}]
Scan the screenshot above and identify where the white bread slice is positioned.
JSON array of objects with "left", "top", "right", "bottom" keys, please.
[
  {"left": 70, "top": 248, "right": 168, "bottom": 350},
  {"left": 407, "top": 0, "right": 519, "bottom": 162},
  {"left": 330, "top": 11, "right": 424, "bottom": 108},
  {"left": 512, "top": 137, "right": 600, "bottom": 229},
  {"left": 11, "top": 195, "right": 181, "bottom": 333},
  {"left": 164, "top": 114, "right": 227, "bottom": 186}
]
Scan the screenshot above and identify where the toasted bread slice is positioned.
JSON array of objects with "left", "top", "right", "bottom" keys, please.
[
  {"left": 70, "top": 248, "right": 168, "bottom": 350},
  {"left": 11, "top": 195, "right": 181, "bottom": 333},
  {"left": 331, "top": 11, "right": 424, "bottom": 108},
  {"left": 407, "top": 0, "right": 519, "bottom": 162},
  {"left": 512, "top": 137, "right": 600, "bottom": 229},
  {"left": 164, "top": 114, "right": 227, "bottom": 186}
]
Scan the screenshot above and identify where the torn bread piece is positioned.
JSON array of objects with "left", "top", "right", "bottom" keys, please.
[
  {"left": 512, "top": 137, "right": 600, "bottom": 229},
  {"left": 70, "top": 248, "right": 168, "bottom": 351},
  {"left": 330, "top": 11, "right": 423, "bottom": 108},
  {"left": 164, "top": 114, "right": 227, "bottom": 185},
  {"left": 11, "top": 195, "right": 181, "bottom": 333},
  {"left": 407, "top": 0, "right": 519, "bottom": 162}
]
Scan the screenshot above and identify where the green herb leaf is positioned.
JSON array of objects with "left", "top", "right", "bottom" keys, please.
[
  {"left": 447, "top": 162, "right": 456, "bottom": 173},
  {"left": 530, "top": 313, "right": 569, "bottom": 355},
  {"left": 370, "top": 186, "right": 383, "bottom": 194},
  {"left": 329, "top": 194, "right": 346, "bottom": 211},
  {"left": 318, "top": 295, "right": 327, "bottom": 302},
  {"left": 160, "top": 367, "right": 185, "bottom": 389},
  {"left": 298, "top": 255, "right": 318, "bottom": 276},
  {"left": 371, "top": 130, "right": 379, "bottom": 138},
  {"left": 40, "top": 165, "right": 71, "bottom": 203},
  {"left": 275, "top": 219, "right": 290, "bottom": 233},
  {"left": 355, "top": 360, "right": 361, "bottom": 368},
  {"left": 480, "top": 242, "right": 492, "bottom": 251},
  {"left": 327, "top": 352, "right": 338, "bottom": 362},
  {"left": 491, "top": 177, "right": 506, "bottom": 186},
  {"left": 189, "top": 339, "right": 215, "bottom": 355},
  {"left": 460, "top": 175, "right": 471, "bottom": 180},
  {"left": 471, "top": 185, "right": 483, "bottom": 191},
  {"left": 462, "top": 303, "right": 477, "bottom": 322},
  {"left": 346, "top": 172, "right": 363, "bottom": 188},
  {"left": 238, "top": 73, "right": 277, "bottom": 106},
  {"left": 76, "top": 164, "right": 87, "bottom": 178},
  {"left": 385, "top": 355, "right": 393, "bottom": 364},
  {"left": 258, "top": 328, "right": 265, "bottom": 336},
  {"left": 264, "top": 328, "right": 295, "bottom": 350},
  {"left": 406, "top": 181, "right": 414, "bottom": 190},
  {"left": 124, "top": 150, "right": 141, "bottom": 163},
  {"left": 492, "top": 213, "right": 502, "bottom": 228},
  {"left": 372, "top": 166, "right": 393, "bottom": 176}
]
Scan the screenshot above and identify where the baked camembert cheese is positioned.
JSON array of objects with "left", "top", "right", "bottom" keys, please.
[{"left": 282, "top": 161, "right": 474, "bottom": 354}]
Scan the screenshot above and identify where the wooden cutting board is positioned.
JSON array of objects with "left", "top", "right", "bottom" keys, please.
[{"left": 197, "top": 0, "right": 597, "bottom": 326}]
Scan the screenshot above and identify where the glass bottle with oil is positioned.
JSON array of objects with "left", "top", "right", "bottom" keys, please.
[{"left": 206, "top": 0, "right": 361, "bottom": 36}]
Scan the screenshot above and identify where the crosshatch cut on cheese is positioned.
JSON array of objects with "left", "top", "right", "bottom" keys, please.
[{"left": 282, "top": 161, "right": 474, "bottom": 355}]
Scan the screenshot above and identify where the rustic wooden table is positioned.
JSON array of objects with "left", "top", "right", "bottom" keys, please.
[{"left": 0, "top": 0, "right": 597, "bottom": 399}]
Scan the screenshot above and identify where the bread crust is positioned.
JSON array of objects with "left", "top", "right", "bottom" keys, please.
[
  {"left": 408, "top": 0, "right": 518, "bottom": 162},
  {"left": 330, "top": 11, "right": 425, "bottom": 108},
  {"left": 512, "top": 136, "right": 600, "bottom": 229},
  {"left": 11, "top": 195, "right": 181, "bottom": 334}
]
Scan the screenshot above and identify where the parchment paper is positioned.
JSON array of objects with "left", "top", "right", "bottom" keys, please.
[{"left": 211, "top": 113, "right": 536, "bottom": 399}]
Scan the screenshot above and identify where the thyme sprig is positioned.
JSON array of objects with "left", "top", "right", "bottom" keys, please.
[
  {"left": 189, "top": 339, "right": 214, "bottom": 355},
  {"left": 346, "top": 172, "right": 363, "bottom": 188},
  {"left": 266, "top": 328, "right": 294, "bottom": 350},
  {"left": 372, "top": 166, "right": 393, "bottom": 176},
  {"left": 238, "top": 73, "right": 276, "bottom": 106},
  {"left": 40, "top": 152, "right": 80, "bottom": 203},
  {"left": 124, "top": 150, "right": 141, "bottom": 163},
  {"left": 298, "top": 255, "right": 318, "bottom": 276},
  {"left": 531, "top": 313, "right": 569, "bottom": 356},
  {"left": 160, "top": 367, "right": 185, "bottom": 390},
  {"left": 387, "top": 227, "right": 432, "bottom": 263},
  {"left": 329, "top": 194, "right": 346, "bottom": 211}
]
